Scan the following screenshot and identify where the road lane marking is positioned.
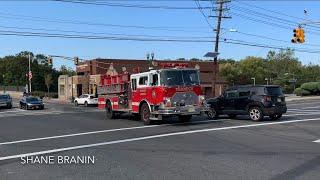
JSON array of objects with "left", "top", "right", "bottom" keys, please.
[
  {"left": 288, "top": 102, "right": 320, "bottom": 106},
  {"left": 0, "top": 117, "right": 319, "bottom": 161},
  {"left": 0, "top": 119, "right": 222, "bottom": 146},
  {"left": 314, "top": 139, "right": 320, "bottom": 143},
  {"left": 284, "top": 113, "right": 320, "bottom": 117}
]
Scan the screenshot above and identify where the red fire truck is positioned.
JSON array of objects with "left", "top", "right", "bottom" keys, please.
[{"left": 97, "top": 63, "right": 206, "bottom": 125}]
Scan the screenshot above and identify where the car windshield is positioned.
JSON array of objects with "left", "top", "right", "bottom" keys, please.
[
  {"left": 160, "top": 70, "right": 200, "bottom": 86},
  {"left": 26, "top": 97, "right": 40, "bottom": 102},
  {"left": 0, "top": 95, "right": 9, "bottom": 99},
  {"left": 265, "top": 87, "right": 283, "bottom": 96}
]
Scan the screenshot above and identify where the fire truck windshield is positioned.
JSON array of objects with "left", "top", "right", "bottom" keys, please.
[{"left": 160, "top": 69, "right": 200, "bottom": 86}]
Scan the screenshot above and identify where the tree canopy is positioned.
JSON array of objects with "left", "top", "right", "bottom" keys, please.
[{"left": 0, "top": 51, "right": 75, "bottom": 92}]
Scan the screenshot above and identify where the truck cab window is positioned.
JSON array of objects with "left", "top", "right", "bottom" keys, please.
[
  {"left": 139, "top": 76, "right": 148, "bottom": 86},
  {"left": 131, "top": 79, "right": 137, "bottom": 90},
  {"left": 152, "top": 74, "right": 159, "bottom": 86}
]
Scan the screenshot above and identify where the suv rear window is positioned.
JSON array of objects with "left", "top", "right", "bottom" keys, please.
[
  {"left": 0, "top": 95, "right": 9, "bottom": 99},
  {"left": 265, "top": 87, "right": 283, "bottom": 96}
]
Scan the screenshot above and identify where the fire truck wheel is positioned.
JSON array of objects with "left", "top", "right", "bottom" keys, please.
[
  {"left": 106, "top": 101, "right": 116, "bottom": 119},
  {"left": 140, "top": 103, "right": 151, "bottom": 125},
  {"left": 178, "top": 115, "right": 192, "bottom": 122}
]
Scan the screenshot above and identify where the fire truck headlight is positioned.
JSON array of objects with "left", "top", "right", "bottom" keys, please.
[
  {"left": 199, "top": 95, "right": 205, "bottom": 105},
  {"left": 163, "top": 97, "right": 172, "bottom": 107}
]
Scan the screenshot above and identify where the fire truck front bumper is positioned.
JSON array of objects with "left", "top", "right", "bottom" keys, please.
[{"left": 153, "top": 105, "right": 204, "bottom": 116}]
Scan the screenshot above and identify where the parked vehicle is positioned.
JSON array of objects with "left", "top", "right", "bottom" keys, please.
[
  {"left": 74, "top": 94, "right": 98, "bottom": 107},
  {"left": 20, "top": 96, "right": 44, "bottom": 110},
  {"left": 0, "top": 94, "right": 12, "bottom": 109},
  {"left": 206, "top": 85, "right": 287, "bottom": 121},
  {"left": 97, "top": 63, "right": 206, "bottom": 125}
]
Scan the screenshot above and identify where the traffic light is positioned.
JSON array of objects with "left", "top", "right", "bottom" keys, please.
[
  {"left": 299, "top": 28, "right": 305, "bottom": 43},
  {"left": 291, "top": 28, "right": 305, "bottom": 43},
  {"left": 74, "top": 57, "right": 79, "bottom": 65},
  {"left": 48, "top": 56, "right": 53, "bottom": 66}
]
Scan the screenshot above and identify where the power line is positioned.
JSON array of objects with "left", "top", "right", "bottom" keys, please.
[
  {"left": 0, "top": 24, "right": 213, "bottom": 39},
  {"left": 230, "top": 12, "right": 320, "bottom": 36},
  {"left": 226, "top": 29, "right": 320, "bottom": 48},
  {"left": 0, "top": 12, "right": 210, "bottom": 34},
  {"left": 194, "top": 0, "right": 214, "bottom": 29},
  {"left": 234, "top": 0, "right": 320, "bottom": 30},
  {"left": 54, "top": 0, "right": 213, "bottom": 10}
]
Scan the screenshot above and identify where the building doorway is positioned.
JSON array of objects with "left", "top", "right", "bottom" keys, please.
[{"left": 77, "top": 84, "right": 82, "bottom": 97}]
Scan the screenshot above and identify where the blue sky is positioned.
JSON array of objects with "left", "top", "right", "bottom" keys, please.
[{"left": 0, "top": 0, "right": 319, "bottom": 69}]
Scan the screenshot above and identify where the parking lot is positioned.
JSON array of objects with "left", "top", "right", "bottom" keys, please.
[{"left": 0, "top": 99, "right": 319, "bottom": 180}]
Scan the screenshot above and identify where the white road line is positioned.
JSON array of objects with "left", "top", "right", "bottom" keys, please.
[
  {"left": 284, "top": 113, "right": 320, "bottom": 117},
  {"left": 0, "top": 109, "right": 25, "bottom": 114},
  {"left": 0, "top": 118, "right": 319, "bottom": 161},
  {"left": 288, "top": 102, "right": 320, "bottom": 106},
  {"left": 0, "top": 119, "right": 221, "bottom": 146},
  {"left": 313, "top": 139, "right": 320, "bottom": 143}
]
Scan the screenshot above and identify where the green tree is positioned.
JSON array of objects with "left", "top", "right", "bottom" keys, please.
[{"left": 44, "top": 74, "right": 53, "bottom": 94}]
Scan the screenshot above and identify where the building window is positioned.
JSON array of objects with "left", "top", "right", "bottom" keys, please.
[{"left": 60, "top": 85, "right": 65, "bottom": 95}]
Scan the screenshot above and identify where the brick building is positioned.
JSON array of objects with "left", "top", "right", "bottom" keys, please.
[{"left": 58, "top": 58, "right": 226, "bottom": 101}]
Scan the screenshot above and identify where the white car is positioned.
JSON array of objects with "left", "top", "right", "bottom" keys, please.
[{"left": 74, "top": 94, "right": 98, "bottom": 107}]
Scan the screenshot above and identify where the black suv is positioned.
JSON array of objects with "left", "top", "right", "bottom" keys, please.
[{"left": 206, "top": 85, "right": 287, "bottom": 121}]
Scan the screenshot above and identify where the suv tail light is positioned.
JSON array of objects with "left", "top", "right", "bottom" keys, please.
[{"left": 264, "top": 96, "right": 272, "bottom": 102}]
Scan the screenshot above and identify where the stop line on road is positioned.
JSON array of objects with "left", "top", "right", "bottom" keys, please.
[{"left": 0, "top": 108, "right": 65, "bottom": 118}]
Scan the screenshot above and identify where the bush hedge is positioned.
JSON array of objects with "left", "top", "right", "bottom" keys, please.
[
  {"left": 295, "top": 82, "right": 320, "bottom": 96},
  {"left": 294, "top": 88, "right": 311, "bottom": 96},
  {"left": 30, "top": 91, "right": 58, "bottom": 98}
]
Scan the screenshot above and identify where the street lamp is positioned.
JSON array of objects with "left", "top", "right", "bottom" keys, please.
[
  {"left": 251, "top": 77, "right": 256, "bottom": 86},
  {"left": 284, "top": 72, "right": 297, "bottom": 94}
]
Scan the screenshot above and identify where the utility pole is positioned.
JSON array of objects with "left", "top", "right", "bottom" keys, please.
[
  {"left": 28, "top": 53, "right": 32, "bottom": 93},
  {"left": 209, "top": 0, "right": 231, "bottom": 97}
]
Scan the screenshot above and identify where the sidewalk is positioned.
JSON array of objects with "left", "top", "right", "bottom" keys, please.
[
  {"left": 285, "top": 95, "right": 320, "bottom": 102},
  {"left": 42, "top": 98, "right": 71, "bottom": 105}
]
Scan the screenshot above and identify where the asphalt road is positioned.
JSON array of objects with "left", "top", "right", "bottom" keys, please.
[{"left": 0, "top": 100, "right": 319, "bottom": 180}]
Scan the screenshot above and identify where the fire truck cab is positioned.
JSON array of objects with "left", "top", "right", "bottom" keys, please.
[{"left": 98, "top": 65, "right": 205, "bottom": 125}]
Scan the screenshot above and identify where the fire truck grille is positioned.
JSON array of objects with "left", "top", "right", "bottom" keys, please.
[{"left": 172, "top": 92, "right": 198, "bottom": 106}]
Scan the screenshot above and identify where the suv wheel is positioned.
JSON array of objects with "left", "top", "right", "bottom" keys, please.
[
  {"left": 270, "top": 114, "right": 282, "bottom": 120},
  {"left": 178, "top": 115, "right": 192, "bottom": 122},
  {"left": 249, "top": 107, "right": 263, "bottom": 121},
  {"left": 140, "top": 103, "right": 151, "bottom": 125},
  {"left": 106, "top": 101, "right": 115, "bottom": 119},
  {"left": 207, "top": 109, "right": 218, "bottom": 120},
  {"left": 7, "top": 104, "right": 12, "bottom": 109}
]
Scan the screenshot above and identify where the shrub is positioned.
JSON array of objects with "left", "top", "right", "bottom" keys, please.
[
  {"left": 294, "top": 88, "right": 311, "bottom": 96},
  {"left": 300, "top": 82, "right": 320, "bottom": 94},
  {"left": 30, "top": 91, "right": 58, "bottom": 98}
]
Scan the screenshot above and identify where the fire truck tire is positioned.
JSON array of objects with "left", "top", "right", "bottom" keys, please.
[
  {"left": 140, "top": 103, "right": 151, "bottom": 125},
  {"left": 106, "top": 101, "right": 116, "bottom": 119},
  {"left": 178, "top": 115, "right": 192, "bottom": 122}
]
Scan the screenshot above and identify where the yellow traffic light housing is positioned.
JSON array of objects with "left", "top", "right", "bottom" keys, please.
[{"left": 292, "top": 28, "right": 305, "bottom": 43}]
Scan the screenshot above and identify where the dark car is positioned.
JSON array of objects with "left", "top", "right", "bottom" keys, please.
[
  {"left": 206, "top": 85, "right": 287, "bottom": 121},
  {"left": 20, "top": 96, "right": 44, "bottom": 110},
  {"left": 0, "top": 94, "right": 12, "bottom": 109}
]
